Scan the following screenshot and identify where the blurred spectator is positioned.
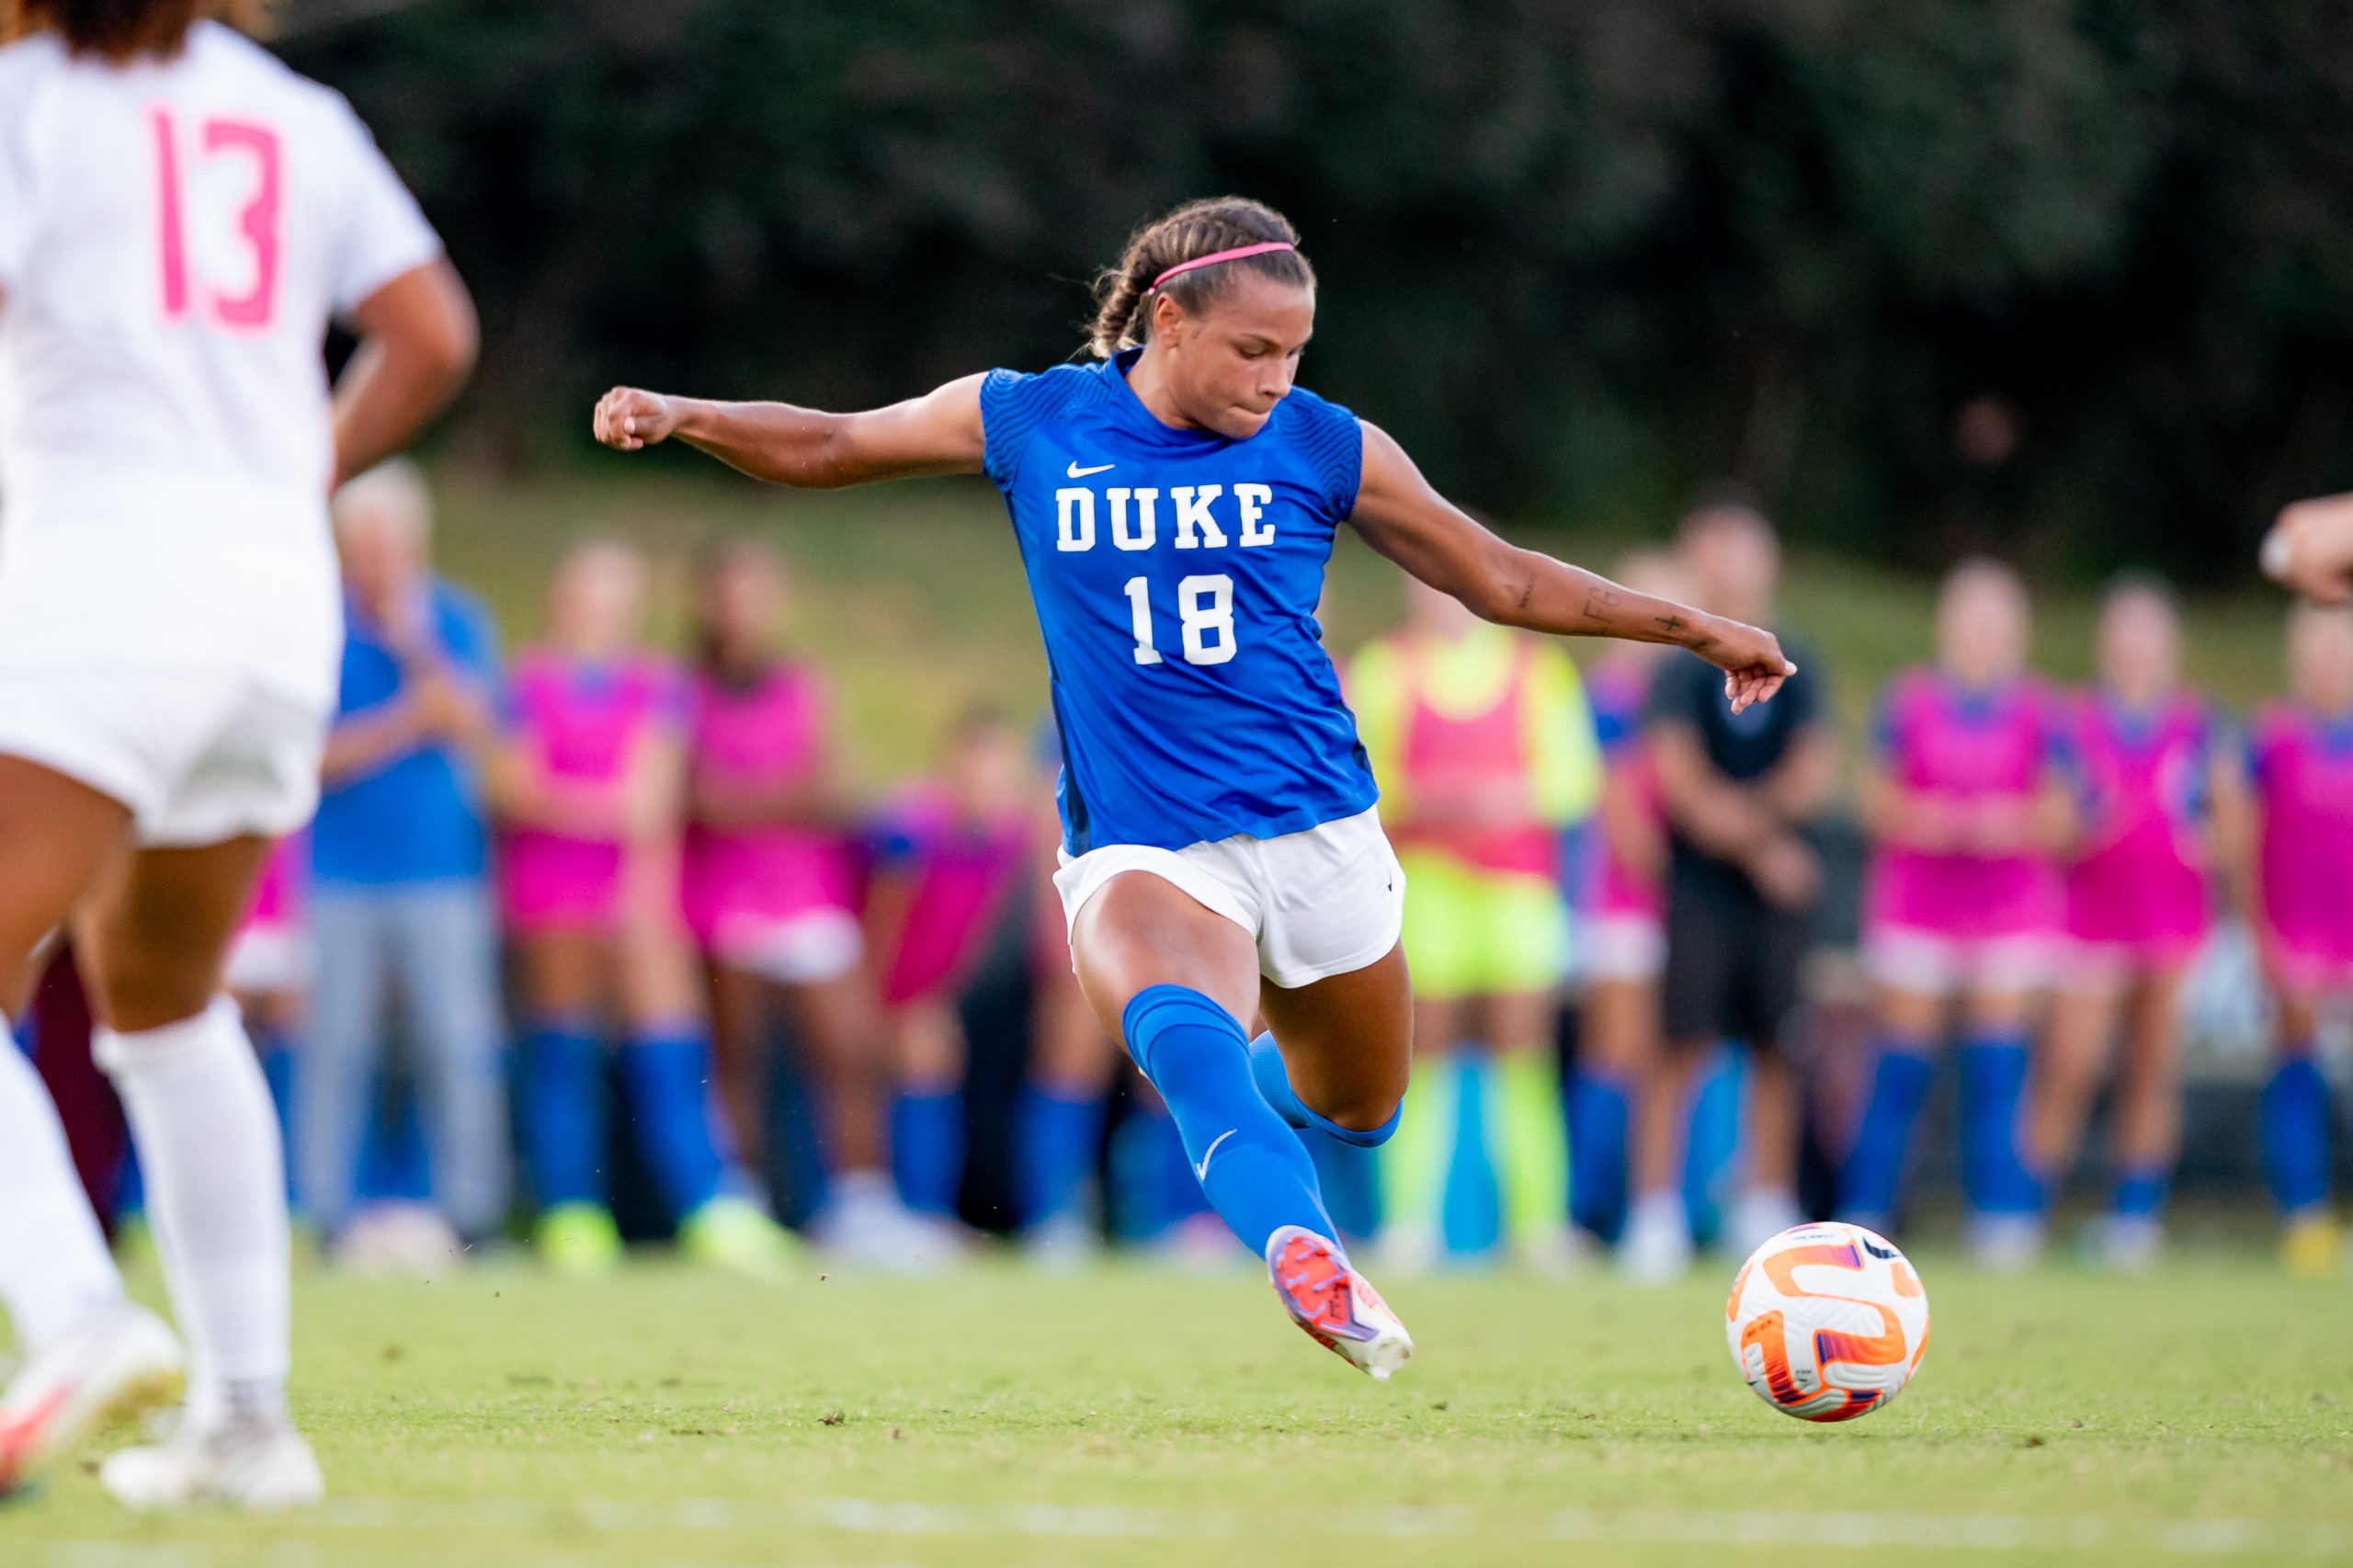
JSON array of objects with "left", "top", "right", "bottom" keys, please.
[
  {"left": 1623, "top": 499, "right": 1836, "bottom": 1283},
  {"left": 495, "top": 540, "right": 792, "bottom": 1278},
  {"left": 2029, "top": 577, "right": 2245, "bottom": 1271},
  {"left": 1349, "top": 577, "right": 1599, "bottom": 1274},
  {"left": 682, "top": 539, "right": 941, "bottom": 1270},
  {"left": 2245, "top": 601, "right": 2353, "bottom": 1277},
  {"left": 301, "top": 463, "right": 506, "bottom": 1263},
  {"left": 1567, "top": 550, "right": 1694, "bottom": 1253},
  {"left": 868, "top": 708, "right": 1110, "bottom": 1263},
  {"left": 224, "top": 833, "right": 307, "bottom": 1172},
  {"left": 1839, "top": 561, "right": 2076, "bottom": 1268}
]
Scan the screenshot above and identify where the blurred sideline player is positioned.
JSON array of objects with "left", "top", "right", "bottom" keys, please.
[
  {"left": 870, "top": 708, "right": 1120, "bottom": 1265},
  {"left": 1568, "top": 549, "right": 1692, "bottom": 1252},
  {"left": 494, "top": 541, "right": 794, "bottom": 1278},
  {"left": 1622, "top": 504, "right": 1833, "bottom": 1284},
  {"left": 1838, "top": 561, "right": 2076, "bottom": 1268},
  {"left": 0, "top": 0, "right": 474, "bottom": 1505},
  {"left": 2028, "top": 578, "right": 2245, "bottom": 1270},
  {"left": 593, "top": 196, "right": 1790, "bottom": 1374},
  {"left": 2245, "top": 602, "right": 2353, "bottom": 1276},
  {"left": 682, "top": 540, "right": 930, "bottom": 1267},
  {"left": 1347, "top": 576, "right": 1598, "bottom": 1273}
]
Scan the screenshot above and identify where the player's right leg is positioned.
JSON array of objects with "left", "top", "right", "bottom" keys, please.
[
  {"left": 75, "top": 834, "right": 324, "bottom": 1510},
  {"left": 2263, "top": 994, "right": 2338, "bottom": 1277},
  {"left": 0, "top": 756, "right": 187, "bottom": 1494},
  {"left": 615, "top": 917, "right": 797, "bottom": 1281},
  {"left": 517, "top": 932, "right": 622, "bottom": 1273},
  {"left": 1070, "top": 873, "right": 1412, "bottom": 1378}
]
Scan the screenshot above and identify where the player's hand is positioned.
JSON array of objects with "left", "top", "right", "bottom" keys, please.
[
  {"left": 1697, "top": 617, "right": 1797, "bottom": 712},
  {"left": 2262, "top": 493, "right": 2353, "bottom": 604},
  {"left": 594, "top": 386, "right": 686, "bottom": 451}
]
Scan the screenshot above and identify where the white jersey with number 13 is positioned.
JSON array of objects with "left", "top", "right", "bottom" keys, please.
[{"left": 0, "top": 19, "right": 441, "bottom": 705}]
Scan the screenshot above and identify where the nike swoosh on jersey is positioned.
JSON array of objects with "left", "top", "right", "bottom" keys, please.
[
  {"left": 1192, "top": 1128, "right": 1238, "bottom": 1183},
  {"left": 1066, "top": 461, "right": 1116, "bottom": 478}
]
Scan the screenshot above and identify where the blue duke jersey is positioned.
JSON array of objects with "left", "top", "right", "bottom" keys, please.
[{"left": 980, "top": 349, "right": 1380, "bottom": 854}]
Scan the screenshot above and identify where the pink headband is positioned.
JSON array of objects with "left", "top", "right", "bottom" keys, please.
[{"left": 1150, "top": 241, "right": 1297, "bottom": 291}]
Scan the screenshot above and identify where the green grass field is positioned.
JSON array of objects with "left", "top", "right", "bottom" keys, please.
[{"left": 6, "top": 1250, "right": 2351, "bottom": 1567}]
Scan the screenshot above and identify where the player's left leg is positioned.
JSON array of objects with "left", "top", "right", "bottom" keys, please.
[
  {"left": 1954, "top": 981, "right": 2044, "bottom": 1267},
  {"left": 0, "top": 762, "right": 188, "bottom": 1496},
  {"left": 1018, "top": 959, "right": 1117, "bottom": 1264},
  {"left": 2026, "top": 969, "right": 2123, "bottom": 1222},
  {"left": 2097, "top": 965, "right": 2185, "bottom": 1270},
  {"left": 615, "top": 915, "right": 796, "bottom": 1281},
  {"left": 75, "top": 834, "right": 324, "bottom": 1510},
  {"left": 1072, "top": 873, "right": 1412, "bottom": 1377}
]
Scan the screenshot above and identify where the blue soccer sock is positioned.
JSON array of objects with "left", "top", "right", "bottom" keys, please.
[
  {"left": 1125, "top": 988, "right": 1336, "bottom": 1258},
  {"left": 1246, "top": 1031, "right": 1400, "bottom": 1148},
  {"left": 1837, "top": 1042, "right": 1935, "bottom": 1225},
  {"left": 2261, "top": 1053, "right": 2332, "bottom": 1219},
  {"left": 524, "top": 1017, "right": 606, "bottom": 1210},
  {"left": 617, "top": 1028, "right": 728, "bottom": 1221},
  {"left": 1016, "top": 1085, "right": 1106, "bottom": 1229},
  {"left": 892, "top": 1087, "right": 965, "bottom": 1218},
  {"left": 1566, "top": 1068, "right": 1631, "bottom": 1243},
  {"left": 1958, "top": 1032, "right": 2040, "bottom": 1215},
  {"left": 2110, "top": 1164, "right": 2170, "bottom": 1221}
]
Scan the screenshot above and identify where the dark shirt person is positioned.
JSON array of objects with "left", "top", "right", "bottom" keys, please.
[{"left": 1622, "top": 500, "right": 1836, "bottom": 1282}]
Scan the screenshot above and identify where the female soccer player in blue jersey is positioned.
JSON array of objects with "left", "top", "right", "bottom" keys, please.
[{"left": 594, "top": 198, "right": 1791, "bottom": 1378}]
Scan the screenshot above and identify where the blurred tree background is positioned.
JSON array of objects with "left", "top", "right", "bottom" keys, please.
[{"left": 278, "top": 0, "right": 2353, "bottom": 580}]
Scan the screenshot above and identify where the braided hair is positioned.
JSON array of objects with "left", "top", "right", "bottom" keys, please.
[{"left": 1088, "top": 197, "right": 1316, "bottom": 360}]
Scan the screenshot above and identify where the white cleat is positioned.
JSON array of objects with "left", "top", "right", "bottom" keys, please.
[
  {"left": 1619, "top": 1191, "right": 1694, "bottom": 1286},
  {"left": 813, "top": 1172, "right": 961, "bottom": 1275},
  {"left": 1722, "top": 1187, "right": 1805, "bottom": 1262},
  {"left": 0, "top": 1302, "right": 184, "bottom": 1495},
  {"left": 1266, "top": 1226, "right": 1413, "bottom": 1381},
  {"left": 1968, "top": 1212, "right": 2045, "bottom": 1274},
  {"left": 100, "top": 1416, "right": 324, "bottom": 1511}
]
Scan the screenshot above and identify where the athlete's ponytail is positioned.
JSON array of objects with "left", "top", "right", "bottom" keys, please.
[
  {"left": 3, "top": 0, "right": 267, "bottom": 56},
  {"left": 1088, "top": 198, "right": 1315, "bottom": 359}
]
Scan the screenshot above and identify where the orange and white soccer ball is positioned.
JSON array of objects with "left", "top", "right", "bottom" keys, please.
[{"left": 1724, "top": 1221, "right": 1930, "bottom": 1423}]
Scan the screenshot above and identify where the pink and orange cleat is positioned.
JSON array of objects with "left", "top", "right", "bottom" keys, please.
[{"left": 1266, "top": 1226, "right": 1414, "bottom": 1381}]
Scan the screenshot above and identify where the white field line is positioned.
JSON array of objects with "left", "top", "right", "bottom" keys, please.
[{"left": 41, "top": 1499, "right": 2353, "bottom": 1556}]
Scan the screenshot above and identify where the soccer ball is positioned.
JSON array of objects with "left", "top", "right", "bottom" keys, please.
[{"left": 1724, "top": 1221, "right": 1930, "bottom": 1423}]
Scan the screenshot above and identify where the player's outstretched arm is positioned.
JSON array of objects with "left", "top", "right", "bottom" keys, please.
[
  {"left": 591, "top": 375, "right": 987, "bottom": 488},
  {"left": 2262, "top": 492, "right": 2353, "bottom": 603},
  {"left": 334, "top": 259, "right": 478, "bottom": 487},
  {"left": 1348, "top": 420, "right": 1796, "bottom": 712}
]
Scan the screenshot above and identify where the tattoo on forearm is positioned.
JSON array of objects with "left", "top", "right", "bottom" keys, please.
[
  {"left": 1580, "top": 586, "right": 1621, "bottom": 624},
  {"left": 1655, "top": 614, "right": 1685, "bottom": 632},
  {"left": 1518, "top": 577, "right": 1533, "bottom": 610}
]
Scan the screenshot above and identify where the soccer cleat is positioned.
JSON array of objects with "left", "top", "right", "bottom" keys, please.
[
  {"left": 1019, "top": 1210, "right": 1103, "bottom": 1274},
  {"left": 536, "top": 1201, "right": 622, "bottom": 1276},
  {"left": 2093, "top": 1213, "right": 2164, "bottom": 1274},
  {"left": 2280, "top": 1213, "right": 2343, "bottom": 1279},
  {"left": 1967, "top": 1212, "right": 2045, "bottom": 1274},
  {"left": 1619, "top": 1191, "right": 1694, "bottom": 1287},
  {"left": 678, "top": 1195, "right": 801, "bottom": 1283},
  {"left": 100, "top": 1416, "right": 324, "bottom": 1511},
  {"left": 0, "top": 1303, "right": 184, "bottom": 1495},
  {"left": 1265, "top": 1226, "right": 1413, "bottom": 1381},
  {"left": 1722, "top": 1188, "right": 1805, "bottom": 1263},
  {"left": 813, "top": 1171, "right": 961, "bottom": 1275}
]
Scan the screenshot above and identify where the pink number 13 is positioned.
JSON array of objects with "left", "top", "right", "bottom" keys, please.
[{"left": 151, "top": 107, "right": 281, "bottom": 332}]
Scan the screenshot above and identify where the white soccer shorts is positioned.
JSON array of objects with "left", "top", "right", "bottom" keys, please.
[
  {"left": 0, "top": 670, "right": 325, "bottom": 847},
  {"left": 1052, "top": 805, "right": 1406, "bottom": 990}
]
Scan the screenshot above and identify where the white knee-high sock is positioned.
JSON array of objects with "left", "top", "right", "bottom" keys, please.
[
  {"left": 96, "top": 996, "right": 288, "bottom": 1425},
  {"left": 0, "top": 1016, "right": 125, "bottom": 1357}
]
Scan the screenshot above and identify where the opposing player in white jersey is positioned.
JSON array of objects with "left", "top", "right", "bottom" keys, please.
[{"left": 0, "top": 0, "right": 474, "bottom": 1506}]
